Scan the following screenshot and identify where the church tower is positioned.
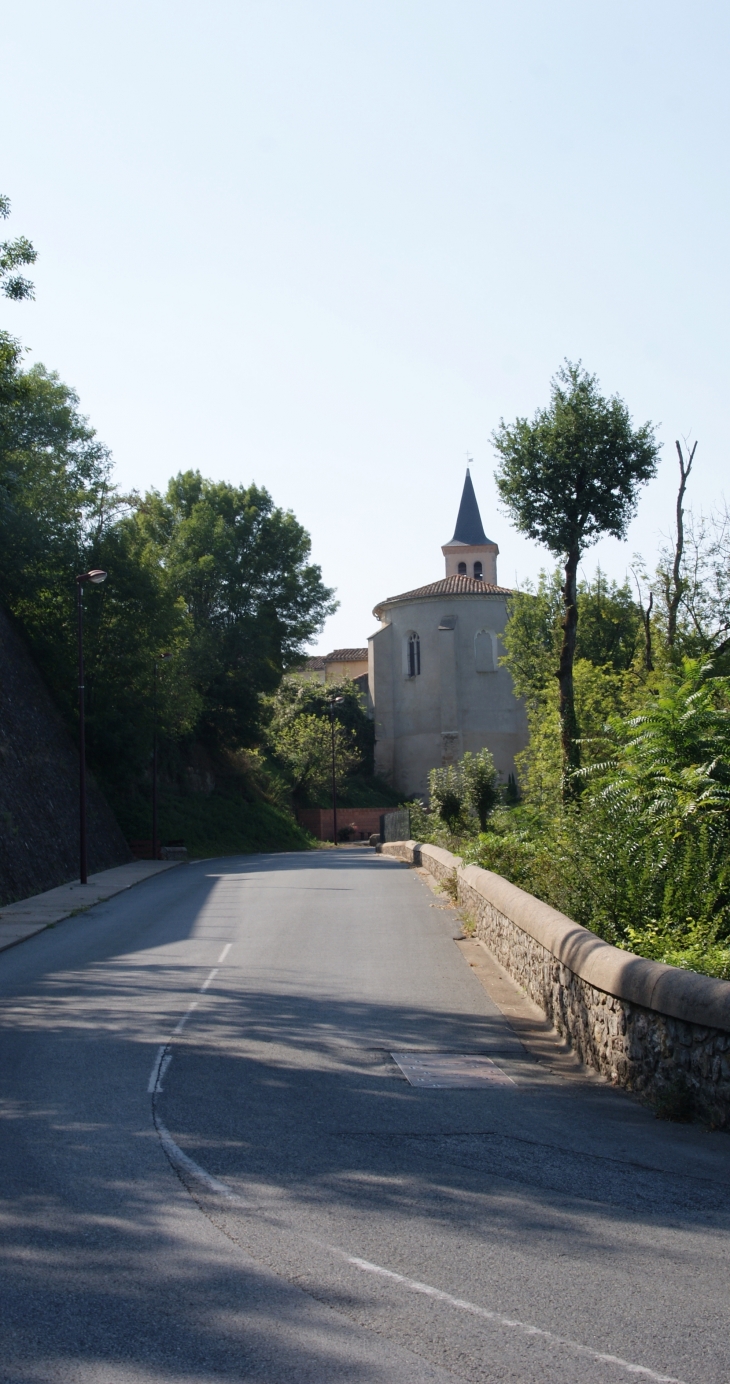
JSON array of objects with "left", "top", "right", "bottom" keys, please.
[{"left": 441, "top": 469, "right": 499, "bottom": 584}]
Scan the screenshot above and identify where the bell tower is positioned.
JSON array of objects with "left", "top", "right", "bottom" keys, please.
[{"left": 441, "top": 469, "right": 499, "bottom": 584}]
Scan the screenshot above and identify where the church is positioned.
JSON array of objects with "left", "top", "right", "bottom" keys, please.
[{"left": 368, "top": 470, "right": 528, "bottom": 798}]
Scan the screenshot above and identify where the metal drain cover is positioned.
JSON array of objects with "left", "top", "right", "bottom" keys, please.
[{"left": 391, "top": 1053, "right": 515, "bottom": 1088}]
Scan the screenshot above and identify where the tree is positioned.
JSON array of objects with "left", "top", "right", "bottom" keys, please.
[
  {"left": 461, "top": 748, "right": 499, "bottom": 830},
  {"left": 655, "top": 499, "right": 730, "bottom": 669},
  {"left": 493, "top": 361, "right": 659, "bottom": 794},
  {"left": 130, "top": 472, "right": 337, "bottom": 750},
  {"left": 428, "top": 764, "right": 465, "bottom": 833},
  {"left": 663, "top": 439, "right": 697, "bottom": 650},
  {"left": 0, "top": 196, "right": 36, "bottom": 301},
  {"left": 266, "top": 673, "right": 373, "bottom": 773},
  {"left": 270, "top": 713, "right": 359, "bottom": 805}
]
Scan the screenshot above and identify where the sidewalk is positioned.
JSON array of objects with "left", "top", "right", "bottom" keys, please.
[{"left": 0, "top": 860, "right": 182, "bottom": 954}]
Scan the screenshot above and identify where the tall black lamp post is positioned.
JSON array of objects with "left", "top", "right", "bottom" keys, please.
[
  {"left": 152, "top": 653, "right": 172, "bottom": 861},
  {"left": 76, "top": 568, "right": 108, "bottom": 884},
  {"left": 327, "top": 695, "right": 344, "bottom": 845}
]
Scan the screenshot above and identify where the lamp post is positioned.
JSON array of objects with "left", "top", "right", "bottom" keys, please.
[
  {"left": 327, "top": 695, "right": 344, "bottom": 845},
  {"left": 152, "top": 653, "right": 172, "bottom": 861},
  {"left": 76, "top": 569, "right": 108, "bottom": 885}
]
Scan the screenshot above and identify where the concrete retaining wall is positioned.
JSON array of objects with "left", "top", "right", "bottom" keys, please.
[{"left": 379, "top": 840, "right": 730, "bottom": 1121}]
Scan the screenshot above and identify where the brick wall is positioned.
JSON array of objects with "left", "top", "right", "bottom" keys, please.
[{"left": 296, "top": 807, "right": 388, "bottom": 841}]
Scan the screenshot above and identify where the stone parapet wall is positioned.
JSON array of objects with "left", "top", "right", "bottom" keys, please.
[{"left": 378, "top": 839, "right": 730, "bottom": 1120}]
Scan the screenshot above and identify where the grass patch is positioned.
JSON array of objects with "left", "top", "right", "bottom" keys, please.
[{"left": 111, "top": 788, "right": 313, "bottom": 859}]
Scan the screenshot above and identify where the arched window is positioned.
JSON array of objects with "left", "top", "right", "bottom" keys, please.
[
  {"left": 407, "top": 632, "right": 421, "bottom": 677},
  {"left": 457, "top": 561, "right": 467, "bottom": 575},
  {"left": 473, "top": 561, "right": 483, "bottom": 580}
]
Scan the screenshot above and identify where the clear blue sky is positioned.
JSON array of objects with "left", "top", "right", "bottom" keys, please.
[{"left": 3, "top": 1, "right": 728, "bottom": 651}]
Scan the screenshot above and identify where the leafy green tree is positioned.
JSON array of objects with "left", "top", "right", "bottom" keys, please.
[
  {"left": 461, "top": 748, "right": 499, "bottom": 830},
  {"left": 428, "top": 764, "right": 465, "bottom": 833},
  {"left": 270, "top": 712, "right": 359, "bottom": 805},
  {"left": 266, "top": 673, "right": 373, "bottom": 772},
  {"left": 0, "top": 197, "right": 36, "bottom": 301},
  {"left": 576, "top": 570, "right": 642, "bottom": 672},
  {"left": 265, "top": 674, "right": 371, "bottom": 805},
  {"left": 130, "top": 472, "right": 337, "bottom": 751},
  {"left": 493, "top": 362, "right": 658, "bottom": 794}
]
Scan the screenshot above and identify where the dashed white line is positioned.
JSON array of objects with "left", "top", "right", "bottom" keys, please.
[
  {"left": 200, "top": 966, "right": 219, "bottom": 991},
  {"left": 173, "top": 1001, "right": 198, "bottom": 1035},
  {"left": 218, "top": 942, "right": 232, "bottom": 963},
  {"left": 147, "top": 1044, "right": 167, "bottom": 1093}
]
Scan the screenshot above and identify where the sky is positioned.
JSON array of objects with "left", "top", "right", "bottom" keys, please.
[{"left": 3, "top": 1, "right": 729, "bottom": 652}]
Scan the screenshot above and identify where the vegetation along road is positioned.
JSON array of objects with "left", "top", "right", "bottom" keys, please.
[{"left": 1, "top": 849, "right": 729, "bottom": 1384}]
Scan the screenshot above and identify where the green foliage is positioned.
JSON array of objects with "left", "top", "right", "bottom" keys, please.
[
  {"left": 576, "top": 570, "right": 642, "bottom": 671},
  {"left": 0, "top": 197, "right": 36, "bottom": 301},
  {"left": 493, "top": 361, "right": 658, "bottom": 788},
  {"left": 426, "top": 749, "right": 499, "bottom": 836},
  {"left": 0, "top": 338, "right": 336, "bottom": 860},
  {"left": 130, "top": 471, "right": 336, "bottom": 752},
  {"left": 111, "top": 785, "right": 312, "bottom": 859},
  {"left": 492, "top": 361, "right": 659, "bottom": 557},
  {"left": 461, "top": 748, "right": 499, "bottom": 831},
  {"left": 264, "top": 676, "right": 367, "bottom": 806},
  {"left": 464, "top": 661, "right": 730, "bottom": 976},
  {"left": 428, "top": 764, "right": 466, "bottom": 833}
]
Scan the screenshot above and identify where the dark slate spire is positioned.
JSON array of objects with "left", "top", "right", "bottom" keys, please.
[{"left": 448, "top": 468, "right": 492, "bottom": 545}]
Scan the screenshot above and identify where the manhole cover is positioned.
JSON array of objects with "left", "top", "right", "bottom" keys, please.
[{"left": 390, "top": 1053, "right": 516, "bottom": 1088}]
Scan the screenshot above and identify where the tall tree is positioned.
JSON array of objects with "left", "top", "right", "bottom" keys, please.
[
  {"left": 131, "top": 472, "right": 337, "bottom": 750},
  {"left": 493, "top": 362, "right": 658, "bottom": 794}
]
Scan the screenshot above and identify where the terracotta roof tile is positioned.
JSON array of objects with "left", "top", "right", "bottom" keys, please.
[
  {"left": 373, "top": 574, "right": 511, "bottom": 618},
  {"left": 325, "top": 648, "right": 368, "bottom": 661}
]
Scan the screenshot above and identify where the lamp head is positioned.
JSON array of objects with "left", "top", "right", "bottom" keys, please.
[{"left": 77, "top": 569, "right": 108, "bottom": 585}]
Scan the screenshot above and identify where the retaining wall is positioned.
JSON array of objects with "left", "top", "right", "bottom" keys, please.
[{"left": 379, "top": 840, "right": 730, "bottom": 1121}]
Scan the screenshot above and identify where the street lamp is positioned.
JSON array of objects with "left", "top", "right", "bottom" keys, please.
[
  {"left": 327, "top": 695, "right": 344, "bottom": 846},
  {"left": 152, "top": 653, "right": 172, "bottom": 861},
  {"left": 76, "top": 569, "right": 108, "bottom": 885}
]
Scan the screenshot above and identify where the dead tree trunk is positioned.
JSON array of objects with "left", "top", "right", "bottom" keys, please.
[{"left": 666, "top": 439, "right": 697, "bottom": 649}]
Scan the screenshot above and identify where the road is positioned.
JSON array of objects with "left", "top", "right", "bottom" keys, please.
[{"left": 1, "top": 848, "right": 729, "bottom": 1384}]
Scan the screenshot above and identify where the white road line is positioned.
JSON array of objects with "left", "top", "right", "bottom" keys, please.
[
  {"left": 218, "top": 942, "right": 232, "bottom": 963},
  {"left": 147, "top": 1044, "right": 167, "bottom": 1093},
  {"left": 152, "top": 1118, "right": 687, "bottom": 1384},
  {"left": 155, "top": 1113, "right": 242, "bottom": 1200},
  {"left": 200, "top": 966, "right": 219, "bottom": 992},
  {"left": 173, "top": 1001, "right": 198, "bottom": 1035},
  {"left": 157, "top": 1053, "right": 172, "bottom": 1089},
  {"left": 345, "top": 1257, "right": 685, "bottom": 1384}
]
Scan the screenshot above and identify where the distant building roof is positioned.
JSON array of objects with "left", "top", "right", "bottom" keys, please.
[
  {"left": 298, "top": 649, "right": 368, "bottom": 672},
  {"left": 373, "top": 573, "right": 511, "bottom": 619},
  {"left": 325, "top": 648, "right": 368, "bottom": 662},
  {"left": 446, "top": 468, "right": 494, "bottom": 546}
]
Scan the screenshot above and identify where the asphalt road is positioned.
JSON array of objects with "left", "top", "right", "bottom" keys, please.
[{"left": 1, "top": 848, "right": 729, "bottom": 1384}]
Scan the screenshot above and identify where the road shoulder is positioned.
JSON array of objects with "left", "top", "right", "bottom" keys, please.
[{"left": 0, "top": 860, "right": 181, "bottom": 954}]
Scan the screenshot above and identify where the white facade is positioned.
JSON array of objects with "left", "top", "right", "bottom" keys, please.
[{"left": 368, "top": 472, "right": 528, "bottom": 798}]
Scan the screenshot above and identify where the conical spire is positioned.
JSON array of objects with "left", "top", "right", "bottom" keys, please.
[{"left": 448, "top": 468, "right": 492, "bottom": 545}]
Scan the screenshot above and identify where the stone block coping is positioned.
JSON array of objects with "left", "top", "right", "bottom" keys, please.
[{"left": 379, "top": 840, "right": 730, "bottom": 1034}]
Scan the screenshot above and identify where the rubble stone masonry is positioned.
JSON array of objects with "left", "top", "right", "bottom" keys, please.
[{"left": 379, "top": 839, "right": 730, "bottom": 1122}]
